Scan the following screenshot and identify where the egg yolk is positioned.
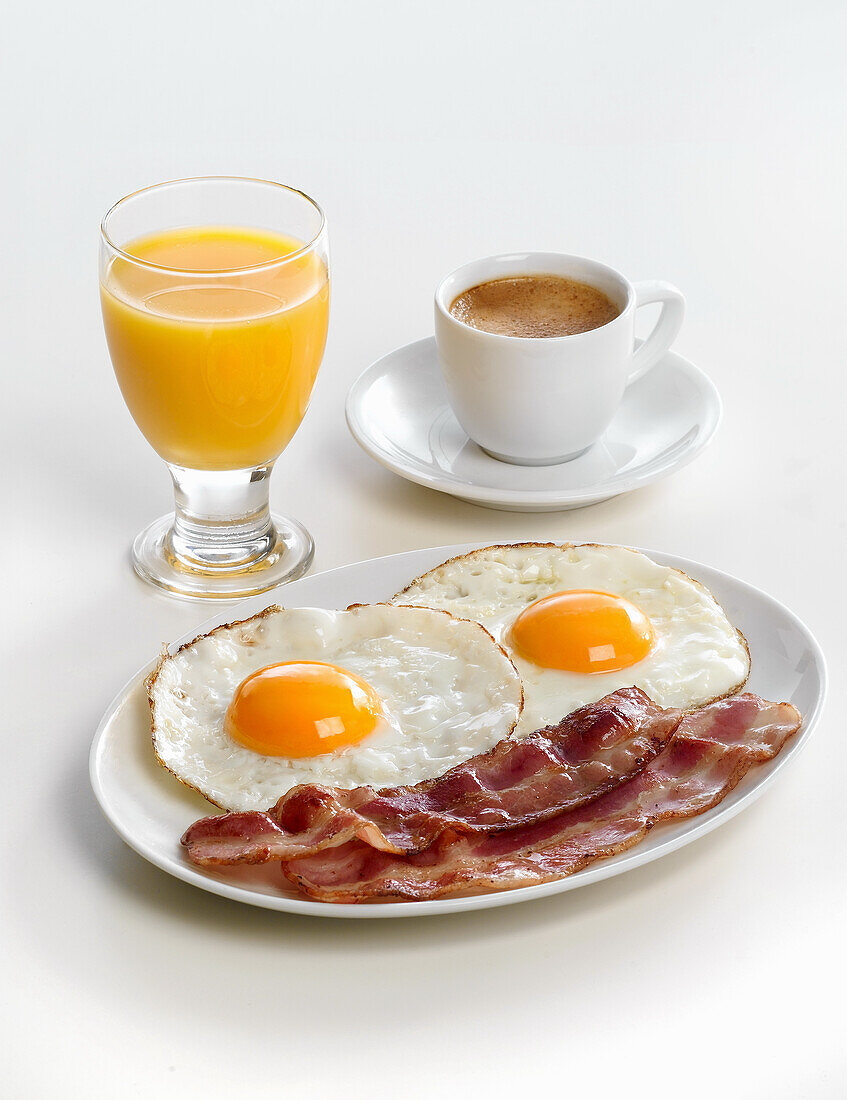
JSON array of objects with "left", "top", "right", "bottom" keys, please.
[
  {"left": 224, "top": 661, "right": 384, "bottom": 758},
  {"left": 510, "top": 590, "right": 654, "bottom": 674}
]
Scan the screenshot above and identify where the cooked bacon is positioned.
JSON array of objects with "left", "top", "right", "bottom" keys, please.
[
  {"left": 181, "top": 687, "right": 681, "bottom": 865},
  {"left": 283, "top": 694, "right": 802, "bottom": 903}
]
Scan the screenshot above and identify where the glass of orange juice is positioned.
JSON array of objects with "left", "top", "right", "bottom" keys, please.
[{"left": 99, "top": 177, "right": 330, "bottom": 598}]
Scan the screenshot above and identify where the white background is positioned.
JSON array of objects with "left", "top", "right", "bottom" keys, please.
[{"left": 2, "top": 1, "right": 844, "bottom": 1096}]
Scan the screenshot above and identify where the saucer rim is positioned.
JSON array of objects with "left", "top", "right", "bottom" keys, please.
[{"left": 345, "top": 336, "right": 722, "bottom": 507}]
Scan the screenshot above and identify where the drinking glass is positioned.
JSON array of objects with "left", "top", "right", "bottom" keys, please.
[{"left": 99, "top": 177, "right": 329, "bottom": 598}]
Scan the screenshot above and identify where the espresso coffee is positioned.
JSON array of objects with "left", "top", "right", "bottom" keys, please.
[{"left": 449, "top": 274, "right": 620, "bottom": 338}]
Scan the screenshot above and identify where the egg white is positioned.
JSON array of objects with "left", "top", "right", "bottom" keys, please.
[
  {"left": 147, "top": 602, "right": 523, "bottom": 810},
  {"left": 392, "top": 543, "right": 750, "bottom": 736}
]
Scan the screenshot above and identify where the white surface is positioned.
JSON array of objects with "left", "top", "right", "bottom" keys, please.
[
  {"left": 346, "top": 338, "right": 720, "bottom": 508},
  {"left": 2, "top": 1, "right": 845, "bottom": 1096},
  {"left": 91, "top": 543, "right": 825, "bottom": 918},
  {"left": 433, "top": 252, "right": 685, "bottom": 463}
]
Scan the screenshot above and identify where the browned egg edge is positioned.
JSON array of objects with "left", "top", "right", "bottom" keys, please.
[
  {"left": 145, "top": 602, "right": 524, "bottom": 810},
  {"left": 391, "top": 541, "right": 752, "bottom": 715}
]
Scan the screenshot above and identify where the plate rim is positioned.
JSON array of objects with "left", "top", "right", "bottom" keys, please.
[
  {"left": 89, "top": 540, "right": 827, "bottom": 919},
  {"left": 345, "top": 337, "right": 723, "bottom": 506}
]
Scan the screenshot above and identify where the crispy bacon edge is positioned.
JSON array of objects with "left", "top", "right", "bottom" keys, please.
[
  {"left": 282, "top": 694, "right": 802, "bottom": 902},
  {"left": 181, "top": 687, "right": 681, "bottom": 864}
]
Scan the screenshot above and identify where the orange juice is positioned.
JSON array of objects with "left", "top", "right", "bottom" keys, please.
[{"left": 100, "top": 226, "right": 329, "bottom": 470}]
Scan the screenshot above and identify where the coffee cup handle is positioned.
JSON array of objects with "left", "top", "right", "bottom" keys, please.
[{"left": 627, "top": 281, "right": 686, "bottom": 385}]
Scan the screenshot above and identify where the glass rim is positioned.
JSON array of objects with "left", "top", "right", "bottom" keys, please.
[{"left": 100, "top": 176, "right": 327, "bottom": 276}]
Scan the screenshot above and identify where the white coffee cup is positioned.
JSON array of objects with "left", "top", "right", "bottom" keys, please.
[{"left": 434, "top": 252, "right": 685, "bottom": 465}]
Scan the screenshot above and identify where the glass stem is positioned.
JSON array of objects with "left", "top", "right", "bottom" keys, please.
[{"left": 167, "top": 463, "right": 277, "bottom": 571}]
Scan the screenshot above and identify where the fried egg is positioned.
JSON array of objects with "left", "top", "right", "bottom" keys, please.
[
  {"left": 148, "top": 603, "right": 523, "bottom": 810},
  {"left": 392, "top": 543, "right": 750, "bottom": 736}
]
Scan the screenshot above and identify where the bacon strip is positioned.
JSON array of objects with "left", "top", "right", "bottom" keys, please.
[
  {"left": 283, "top": 694, "right": 802, "bottom": 903},
  {"left": 182, "top": 687, "right": 681, "bottom": 864}
]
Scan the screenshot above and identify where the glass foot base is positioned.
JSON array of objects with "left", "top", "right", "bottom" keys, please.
[{"left": 131, "top": 512, "right": 314, "bottom": 600}]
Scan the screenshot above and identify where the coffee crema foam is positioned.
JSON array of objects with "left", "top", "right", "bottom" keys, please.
[{"left": 449, "top": 274, "right": 620, "bottom": 338}]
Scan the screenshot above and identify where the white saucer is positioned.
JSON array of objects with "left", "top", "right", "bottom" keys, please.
[{"left": 346, "top": 337, "right": 722, "bottom": 512}]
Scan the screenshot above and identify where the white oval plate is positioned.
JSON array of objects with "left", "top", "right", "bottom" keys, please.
[
  {"left": 90, "top": 543, "right": 826, "bottom": 919},
  {"left": 345, "top": 338, "right": 721, "bottom": 511}
]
